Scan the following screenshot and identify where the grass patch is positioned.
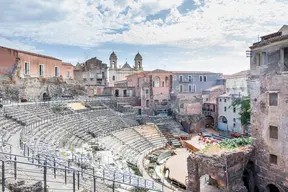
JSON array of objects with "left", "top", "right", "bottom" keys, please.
[{"left": 201, "top": 137, "right": 252, "bottom": 155}]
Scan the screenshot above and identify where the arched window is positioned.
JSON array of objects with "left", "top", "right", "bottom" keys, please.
[
  {"left": 179, "top": 85, "right": 183, "bottom": 92},
  {"left": 153, "top": 76, "right": 160, "bottom": 87},
  {"left": 188, "top": 85, "right": 192, "bottom": 92},
  {"left": 179, "top": 75, "right": 183, "bottom": 82},
  {"left": 165, "top": 76, "right": 169, "bottom": 87},
  {"left": 219, "top": 116, "right": 228, "bottom": 123},
  {"left": 199, "top": 75, "right": 203, "bottom": 82}
]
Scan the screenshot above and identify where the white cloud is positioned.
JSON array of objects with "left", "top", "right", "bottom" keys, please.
[
  {"left": 0, "top": 0, "right": 287, "bottom": 73},
  {"left": 0, "top": 37, "right": 43, "bottom": 53},
  {"left": 1, "top": 0, "right": 287, "bottom": 49}
]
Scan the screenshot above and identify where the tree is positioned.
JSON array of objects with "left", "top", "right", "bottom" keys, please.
[{"left": 231, "top": 96, "right": 251, "bottom": 134}]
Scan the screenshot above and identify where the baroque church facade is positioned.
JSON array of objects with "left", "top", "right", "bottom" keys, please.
[{"left": 108, "top": 51, "right": 143, "bottom": 86}]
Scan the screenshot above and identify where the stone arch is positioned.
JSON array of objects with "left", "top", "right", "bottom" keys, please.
[
  {"left": 204, "top": 115, "right": 214, "bottom": 128},
  {"left": 265, "top": 184, "right": 280, "bottom": 192}
]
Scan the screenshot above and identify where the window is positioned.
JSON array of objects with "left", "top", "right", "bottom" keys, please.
[
  {"left": 153, "top": 77, "right": 160, "bottom": 87},
  {"left": 39, "top": 64, "right": 44, "bottom": 77},
  {"left": 224, "top": 99, "right": 227, "bottom": 102},
  {"left": 179, "top": 75, "right": 183, "bottom": 82},
  {"left": 188, "top": 85, "right": 192, "bottom": 92},
  {"left": 269, "top": 126, "right": 278, "bottom": 139},
  {"left": 24, "top": 62, "right": 30, "bottom": 75},
  {"left": 270, "top": 154, "right": 277, "bottom": 165},
  {"left": 224, "top": 107, "right": 227, "bottom": 112},
  {"left": 54, "top": 66, "right": 59, "bottom": 77},
  {"left": 256, "top": 53, "right": 261, "bottom": 66},
  {"left": 219, "top": 99, "right": 222, "bottom": 102},
  {"left": 203, "top": 75, "right": 207, "bottom": 82},
  {"left": 233, "top": 107, "right": 236, "bottom": 113},
  {"left": 199, "top": 75, "right": 203, "bottom": 82},
  {"left": 66, "top": 72, "right": 70, "bottom": 79},
  {"left": 162, "top": 81, "right": 165, "bottom": 87},
  {"left": 233, "top": 118, "right": 236, "bottom": 122},
  {"left": 206, "top": 98, "right": 208, "bottom": 101},
  {"left": 188, "top": 75, "right": 192, "bottom": 82},
  {"left": 112, "top": 76, "right": 115, "bottom": 81},
  {"left": 269, "top": 93, "right": 278, "bottom": 106},
  {"left": 179, "top": 85, "right": 183, "bottom": 92},
  {"left": 193, "top": 85, "right": 196, "bottom": 92},
  {"left": 145, "top": 89, "right": 149, "bottom": 94},
  {"left": 233, "top": 123, "right": 236, "bottom": 128}
]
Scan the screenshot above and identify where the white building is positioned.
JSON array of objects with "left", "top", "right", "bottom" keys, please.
[
  {"left": 108, "top": 51, "right": 143, "bottom": 86},
  {"left": 218, "top": 70, "right": 250, "bottom": 134}
]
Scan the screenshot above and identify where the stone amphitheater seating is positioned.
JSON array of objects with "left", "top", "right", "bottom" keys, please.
[
  {"left": 99, "top": 125, "right": 167, "bottom": 166},
  {"left": 1, "top": 103, "right": 164, "bottom": 191}
]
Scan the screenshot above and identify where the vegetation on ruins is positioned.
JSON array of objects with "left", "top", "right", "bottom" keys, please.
[
  {"left": 201, "top": 137, "right": 252, "bottom": 155},
  {"left": 231, "top": 96, "right": 251, "bottom": 126},
  {"left": 219, "top": 137, "right": 252, "bottom": 149}
]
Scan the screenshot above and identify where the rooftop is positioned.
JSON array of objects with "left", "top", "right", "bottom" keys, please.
[
  {"left": 172, "top": 71, "right": 221, "bottom": 74},
  {"left": 0, "top": 46, "right": 62, "bottom": 61},
  {"left": 224, "top": 70, "right": 250, "bottom": 79},
  {"left": 250, "top": 25, "right": 288, "bottom": 49}
]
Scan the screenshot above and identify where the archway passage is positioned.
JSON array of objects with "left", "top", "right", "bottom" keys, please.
[
  {"left": 42, "top": 92, "right": 51, "bottom": 101},
  {"left": 242, "top": 161, "right": 259, "bottom": 192},
  {"left": 204, "top": 115, "right": 214, "bottom": 128},
  {"left": 266, "top": 184, "right": 280, "bottom": 192},
  {"left": 115, "top": 89, "right": 119, "bottom": 97}
]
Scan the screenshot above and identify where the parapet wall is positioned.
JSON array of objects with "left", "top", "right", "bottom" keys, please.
[{"left": 187, "top": 145, "right": 254, "bottom": 192}]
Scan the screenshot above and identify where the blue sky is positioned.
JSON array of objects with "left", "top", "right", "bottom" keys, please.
[{"left": 1, "top": 0, "right": 288, "bottom": 74}]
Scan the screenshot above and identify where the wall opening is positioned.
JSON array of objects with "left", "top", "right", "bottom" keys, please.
[
  {"left": 115, "top": 89, "right": 119, "bottom": 97},
  {"left": 265, "top": 184, "right": 280, "bottom": 192},
  {"left": 204, "top": 115, "right": 214, "bottom": 128}
]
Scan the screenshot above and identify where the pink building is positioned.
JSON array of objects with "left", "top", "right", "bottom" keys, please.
[
  {"left": 0, "top": 46, "right": 73, "bottom": 80},
  {"left": 127, "top": 69, "right": 172, "bottom": 114}
]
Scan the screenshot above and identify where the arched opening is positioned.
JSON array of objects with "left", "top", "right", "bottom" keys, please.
[
  {"left": 265, "top": 184, "right": 280, "bottom": 192},
  {"left": 153, "top": 76, "right": 160, "bottom": 87},
  {"left": 115, "top": 89, "right": 119, "bottom": 97},
  {"left": 204, "top": 115, "right": 214, "bottom": 128},
  {"left": 165, "top": 76, "right": 169, "bottom": 87},
  {"left": 218, "top": 116, "right": 228, "bottom": 131},
  {"left": 112, "top": 75, "right": 115, "bottom": 81},
  {"left": 242, "top": 161, "right": 258, "bottom": 192},
  {"left": 42, "top": 92, "right": 51, "bottom": 101}
]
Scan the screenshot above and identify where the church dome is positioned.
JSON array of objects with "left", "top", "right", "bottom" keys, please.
[
  {"left": 109, "top": 51, "right": 117, "bottom": 59},
  {"left": 122, "top": 61, "right": 132, "bottom": 69},
  {"left": 134, "top": 52, "right": 142, "bottom": 60}
]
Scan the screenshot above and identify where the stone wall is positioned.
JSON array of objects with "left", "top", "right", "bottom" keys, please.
[
  {"left": 249, "top": 73, "right": 288, "bottom": 192},
  {"left": 0, "top": 77, "right": 87, "bottom": 101},
  {"left": 187, "top": 146, "right": 254, "bottom": 192}
]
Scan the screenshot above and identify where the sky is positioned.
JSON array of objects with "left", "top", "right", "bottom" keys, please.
[{"left": 1, "top": 0, "right": 288, "bottom": 74}]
